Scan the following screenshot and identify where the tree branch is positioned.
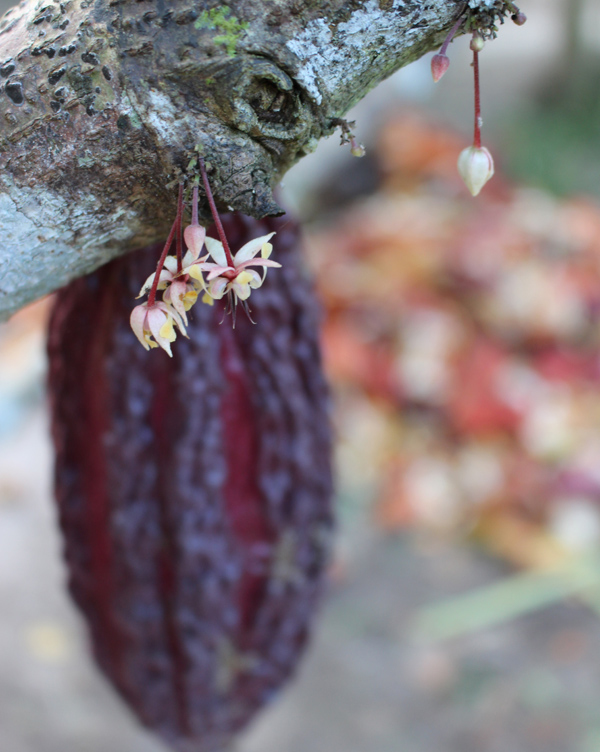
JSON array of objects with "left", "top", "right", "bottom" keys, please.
[{"left": 0, "top": 0, "right": 464, "bottom": 319}]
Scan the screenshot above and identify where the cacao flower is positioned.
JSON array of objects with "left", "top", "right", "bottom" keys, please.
[
  {"left": 129, "top": 299, "right": 187, "bottom": 355},
  {"left": 47, "top": 213, "right": 333, "bottom": 752},
  {"left": 197, "top": 232, "right": 281, "bottom": 304}
]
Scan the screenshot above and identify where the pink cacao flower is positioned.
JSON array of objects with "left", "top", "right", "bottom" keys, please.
[
  {"left": 130, "top": 300, "right": 187, "bottom": 356},
  {"left": 196, "top": 232, "right": 281, "bottom": 304}
]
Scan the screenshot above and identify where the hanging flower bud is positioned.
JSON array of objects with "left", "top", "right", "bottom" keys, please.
[
  {"left": 183, "top": 224, "right": 206, "bottom": 259},
  {"left": 183, "top": 183, "right": 206, "bottom": 259},
  {"left": 512, "top": 11, "right": 527, "bottom": 25},
  {"left": 350, "top": 136, "right": 366, "bottom": 158},
  {"left": 457, "top": 145, "right": 495, "bottom": 196},
  {"left": 431, "top": 8, "right": 464, "bottom": 84},
  {"left": 431, "top": 53, "right": 450, "bottom": 83},
  {"left": 470, "top": 32, "right": 485, "bottom": 53}
]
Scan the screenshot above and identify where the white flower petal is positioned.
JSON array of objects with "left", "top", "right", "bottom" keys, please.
[
  {"left": 164, "top": 280, "right": 189, "bottom": 325},
  {"left": 187, "top": 264, "right": 206, "bottom": 284},
  {"left": 232, "top": 280, "right": 251, "bottom": 300},
  {"left": 245, "top": 269, "right": 263, "bottom": 289},
  {"left": 207, "top": 277, "right": 229, "bottom": 299},
  {"left": 156, "top": 301, "right": 187, "bottom": 336},
  {"left": 137, "top": 268, "right": 172, "bottom": 298},
  {"left": 195, "top": 261, "right": 231, "bottom": 273},
  {"left": 163, "top": 256, "right": 179, "bottom": 274},
  {"left": 231, "top": 270, "right": 255, "bottom": 300},
  {"left": 204, "top": 237, "right": 228, "bottom": 266},
  {"left": 234, "top": 232, "right": 276, "bottom": 265},
  {"left": 237, "top": 258, "right": 281, "bottom": 270},
  {"left": 130, "top": 305, "right": 150, "bottom": 349},
  {"left": 146, "top": 306, "right": 168, "bottom": 339},
  {"left": 207, "top": 267, "right": 231, "bottom": 281},
  {"left": 181, "top": 250, "right": 195, "bottom": 268}
]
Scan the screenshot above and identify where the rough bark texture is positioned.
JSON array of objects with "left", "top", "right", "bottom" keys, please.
[
  {"left": 47, "top": 212, "right": 333, "bottom": 752},
  {"left": 0, "top": 0, "right": 465, "bottom": 319}
]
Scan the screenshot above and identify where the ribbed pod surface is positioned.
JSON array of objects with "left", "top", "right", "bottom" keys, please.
[{"left": 47, "top": 213, "right": 333, "bottom": 752}]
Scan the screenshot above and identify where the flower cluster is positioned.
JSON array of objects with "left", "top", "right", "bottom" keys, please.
[
  {"left": 430, "top": 2, "right": 526, "bottom": 196},
  {"left": 130, "top": 162, "right": 279, "bottom": 356}
]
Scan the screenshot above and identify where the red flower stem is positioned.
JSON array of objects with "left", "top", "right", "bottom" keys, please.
[
  {"left": 148, "top": 194, "right": 183, "bottom": 306},
  {"left": 176, "top": 184, "right": 184, "bottom": 273},
  {"left": 440, "top": 13, "right": 464, "bottom": 55},
  {"left": 473, "top": 49, "right": 482, "bottom": 148},
  {"left": 191, "top": 184, "right": 199, "bottom": 226},
  {"left": 198, "top": 156, "right": 236, "bottom": 268}
]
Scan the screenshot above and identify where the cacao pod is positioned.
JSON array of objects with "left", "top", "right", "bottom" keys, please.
[{"left": 47, "top": 213, "right": 333, "bottom": 752}]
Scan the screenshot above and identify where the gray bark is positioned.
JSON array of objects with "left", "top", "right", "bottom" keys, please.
[{"left": 0, "top": 0, "right": 466, "bottom": 319}]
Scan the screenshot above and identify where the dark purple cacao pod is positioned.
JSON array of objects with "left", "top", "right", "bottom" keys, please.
[{"left": 47, "top": 213, "right": 333, "bottom": 752}]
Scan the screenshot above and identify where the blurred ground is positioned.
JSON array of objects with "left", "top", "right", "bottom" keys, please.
[{"left": 4, "top": 2, "right": 600, "bottom": 752}]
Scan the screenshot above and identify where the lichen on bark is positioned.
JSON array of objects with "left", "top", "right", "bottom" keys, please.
[{"left": 0, "top": 0, "right": 464, "bottom": 319}]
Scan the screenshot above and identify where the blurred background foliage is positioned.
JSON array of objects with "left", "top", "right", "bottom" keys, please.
[{"left": 502, "top": 0, "right": 600, "bottom": 197}]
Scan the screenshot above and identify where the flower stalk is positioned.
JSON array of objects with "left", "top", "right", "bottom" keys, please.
[
  {"left": 198, "top": 157, "right": 236, "bottom": 269},
  {"left": 473, "top": 48, "right": 482, "bottom": 149},
  {"left": 147, "top": 190, "right": 183, "bottom": 307},
  {"left": 176, "top": 184, "right": 184, "bottom": 273},
  {"left": 457, "top": 42, "right": 494, "bottom": 197},
  {"left": 431, "top": 1, "right": 467, "bottom": 82}
]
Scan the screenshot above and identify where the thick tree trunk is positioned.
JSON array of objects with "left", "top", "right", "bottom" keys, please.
[{"left": 0, "top": 0, "right": 465, "bottom": 319}]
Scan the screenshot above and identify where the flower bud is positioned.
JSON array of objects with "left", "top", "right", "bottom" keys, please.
[
  {"left": 511, "top": 11, "right": 527, "bottom": 25},
  {"left": 457, "top": 145, "right": 495, "bottom": 196},
  {"left": 350, "top": 137, "right": 366, "bottom": 158},
  {"left": 470, "top": 32, "right": 485, "bottom": 52},
  {"left": 183, "top": 224, "right": 206, "bottom": 259},
  {"left": 431, "top": 53, "right": 450, "bottom": 83}
]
